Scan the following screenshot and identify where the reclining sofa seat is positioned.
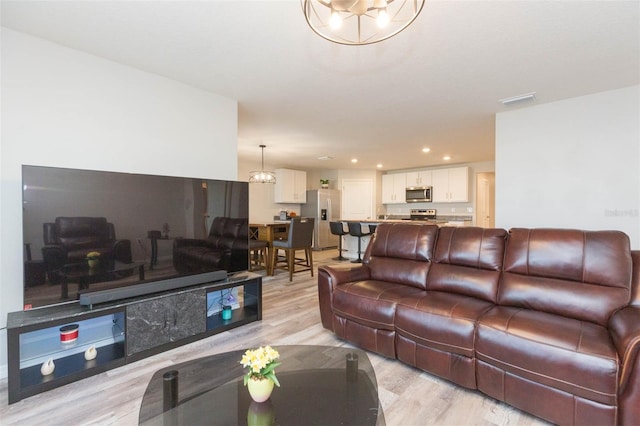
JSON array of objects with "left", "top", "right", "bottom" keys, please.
[
  {"left": 42, "top": 217, "right": 132, "bottom": 282},
  {"left": 476, "top": 228, "right": 633, "bottom": 425},
  {"left": 173, "top": 217, "right": 249, "bottom": 273},
  {"left": 318, "top": 223, "right": 438, "bottom": 357},
  {"left": 318, "top": 222, "right": 640, "bottom": 426},
  {"left": 395, "top": 226, "right": 507, "bottom": 389}
]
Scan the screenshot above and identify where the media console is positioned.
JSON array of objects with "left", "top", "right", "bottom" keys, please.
[{"left": 7, "top": 272, "right": 262, "bottom": 404}]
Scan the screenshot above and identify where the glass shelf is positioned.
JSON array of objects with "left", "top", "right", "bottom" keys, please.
[
  {"left": 19, "top": 313, "right": 125, "bottom": 369},
  {"left": 20, "top": 341, "right": 126, "bottom": 390},
  {"left": 206, "top": 305, "right": 259, "bottom": 330},
  {"left": 206, "top": 287, "right": 240, "bottom": 316}
]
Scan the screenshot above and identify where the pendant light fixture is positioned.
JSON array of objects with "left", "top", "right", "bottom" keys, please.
[
  {"left": 249, "top": 145, "right": 276, "bottom": 184},
  {"left": 302, "top": 0, "right": 425, "bottom": 46}
]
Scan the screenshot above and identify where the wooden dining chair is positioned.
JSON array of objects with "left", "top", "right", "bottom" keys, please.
[{"left": 271, "top": 217, "right": 315, "bottom": 281}]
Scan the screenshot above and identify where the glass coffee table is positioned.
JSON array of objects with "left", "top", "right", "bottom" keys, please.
[
  {"left": 138, "top": 345, "right": 385, "bottom": 425},
  {"left": 54, "top": 261, "right": 145, "bottom": 300}
]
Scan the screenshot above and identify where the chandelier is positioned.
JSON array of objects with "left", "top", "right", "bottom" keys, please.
[
  {"left": 302, "top": 0, "right": 425, "bottom": 45},
  {"left": 249, "top": 145, "right": 276, "bottom": 184}
]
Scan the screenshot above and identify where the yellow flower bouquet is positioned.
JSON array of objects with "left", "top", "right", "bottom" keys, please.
[
  {"left": 86, "top": 251, "right": 101, "bottom": 260},
  {"left": 240, "top": 345, "right": 281, "bottom": 387}
]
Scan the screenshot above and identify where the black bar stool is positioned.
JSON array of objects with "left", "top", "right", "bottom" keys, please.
[
  {"left": 329, "top": 221, "right": 349, "bottom": 261},
  {"left": 347, "top": 222, "right": 376, "bottom": 263}
]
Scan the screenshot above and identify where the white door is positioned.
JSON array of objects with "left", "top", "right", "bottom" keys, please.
[
  {"left": 476, "top": 172, "right": 495, "bottom": 228},
  {"left": 341, "top": 179, "right": 374, "bottom": 220}
]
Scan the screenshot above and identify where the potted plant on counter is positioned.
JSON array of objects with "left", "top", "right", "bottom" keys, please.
[{"left": 320, "top": 179, "right": 329, "bottom": 189}]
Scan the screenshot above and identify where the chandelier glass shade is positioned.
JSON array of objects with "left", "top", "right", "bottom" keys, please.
[
  {"left": 302, "top": 0, "right": 425, "bottom": 45},
  {"left": 249, "top": 145, "right": 276, "bottom": 184}
]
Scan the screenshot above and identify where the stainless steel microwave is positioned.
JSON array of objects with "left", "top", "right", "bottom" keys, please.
[{"left": 406, "top": 186, "right": 432, "bottom": 203}]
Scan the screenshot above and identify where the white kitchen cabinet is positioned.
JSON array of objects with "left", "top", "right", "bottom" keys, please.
[
  {"left": 405, "top": 171, "right": 432, "bottom": 187},
  {"left": 275, "top": 168, "right": 307, "bottom": 203},
  {"left": 431, "top": 167, "right": 469, "bottom": 202},
  {"left": 382, "top": 173, "right": 407, "bottom": 204}
]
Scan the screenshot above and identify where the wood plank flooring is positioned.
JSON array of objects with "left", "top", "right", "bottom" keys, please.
[{"left": 0, "top": 250, "right": 549, "bottom": 426}]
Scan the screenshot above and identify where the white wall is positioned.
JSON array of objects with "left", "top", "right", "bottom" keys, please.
[
  {"left": 496, "top": 85, "right": 640, "bottom": 249},
  {"left": 0, "top": 29, "right": 238, "bottom": 376}
]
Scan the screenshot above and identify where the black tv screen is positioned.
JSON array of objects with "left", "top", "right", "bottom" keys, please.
[{"left": 22, "top": 165, "right": 249, "bottom": 310}]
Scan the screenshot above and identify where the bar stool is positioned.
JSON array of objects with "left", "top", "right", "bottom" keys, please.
[
  {"left": 329, "top": 221, "right": 349, "bottom": 261},
  {"left": 347, "top": 222, "right": 375, "bottom": 263}
]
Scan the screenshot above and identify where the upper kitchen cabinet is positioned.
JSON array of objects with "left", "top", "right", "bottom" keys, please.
[
  {"left": 275, "top": 168, "right": 307, "bottom": 203},
  {"left": 382, "top": 173, "right": 407, "bottom": 204},
  {"left": 431, "top": 167, "right": 469, "bottom": 203},
  {"left": 406, "top": 171, "right": 432, "bottom": 187}
]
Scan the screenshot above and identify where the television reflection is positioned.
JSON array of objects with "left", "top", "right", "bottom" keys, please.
[{"left": 22, "top": 165, "right": 249, "bottom": 309}]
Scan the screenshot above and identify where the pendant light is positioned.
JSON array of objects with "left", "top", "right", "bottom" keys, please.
[{"left": 249, "top": 145, "right": 276, "bottom": 184}]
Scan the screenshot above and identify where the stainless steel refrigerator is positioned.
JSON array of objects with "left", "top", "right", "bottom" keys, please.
[{"left": 301, "top": 189, "right": 341, "bottom": 250}]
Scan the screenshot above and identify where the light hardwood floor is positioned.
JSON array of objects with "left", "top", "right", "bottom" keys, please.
[{"left": 1, "top": 250, "right": 549, "bottom": 426}]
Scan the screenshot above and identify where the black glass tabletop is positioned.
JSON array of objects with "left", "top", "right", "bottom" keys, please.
[{"left": 138, "top": 345, "right": 385, "bottom": 425}]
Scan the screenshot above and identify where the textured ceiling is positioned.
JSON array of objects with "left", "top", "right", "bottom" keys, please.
[{"left": 2, "top": 0, "right": 638, "bottom": 171}]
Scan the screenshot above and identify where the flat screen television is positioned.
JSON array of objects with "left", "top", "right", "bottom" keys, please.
[{"left": 22, "top": 165, "right": 249, "bottom": 310}]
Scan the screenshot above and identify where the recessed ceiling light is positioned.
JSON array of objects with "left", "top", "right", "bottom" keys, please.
[
  {"left": 422, "top": 147, "right": 431, "bottom": 153},
  {"left": 499, "top": 92, "right": 536, "bottom": 106},
  {"left": 351, "top": 158, "right": 358, "bottom": 163},
  {"left": 317, "top": 156, "right": 333, "bottom": 160},
  {"left": 443, "top": 155, "right": 451, "bottom": 161},
  {"left": 376, "top": 164, "right": 383, "bottom": 168}
]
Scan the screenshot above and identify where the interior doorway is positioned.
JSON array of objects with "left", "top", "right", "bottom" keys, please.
[
  {"left": 341, "top": 179, "right": 374, "bottom": 220},
  {"left": 476, "top": 172, "right": 495, "bottom": 228}
]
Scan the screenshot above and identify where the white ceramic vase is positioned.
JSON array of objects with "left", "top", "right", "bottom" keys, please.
[
  {"left": 84, "top": 345, "right": 97, "bottom": 361},
  {"left": 40, "top": 358, "right": 55, "bottom": 376}
]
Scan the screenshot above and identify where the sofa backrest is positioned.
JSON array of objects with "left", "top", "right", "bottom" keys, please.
[
  {"left": 427, "top": 227, "right": 507, "bottom": 303},
  {"left": 366, "top": 223, "right": 438, "bottom": 290},
  {"left": 52, "top": 217, "right": 112, "bottom": 250},
  {"left": 500, "top": 228, "right": 632, "bottom": 325},
  {"left": 208, "top": 217, "right": 249, "bottom": 250}
]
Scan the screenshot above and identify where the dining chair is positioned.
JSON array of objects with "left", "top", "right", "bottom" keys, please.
[{"left": 271, "top": 217, "right": 315, "bottom": 281}]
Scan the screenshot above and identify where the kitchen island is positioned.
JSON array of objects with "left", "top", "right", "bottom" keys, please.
[{"left": 337, "top": 218, "right": 472, "bottom": 262}]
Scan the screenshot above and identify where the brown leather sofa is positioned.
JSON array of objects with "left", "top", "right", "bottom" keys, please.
[
  {"left": 318, "top": 223, "right": 640, "bottom": 425},
  {"left": 42, "top": 217, "right": 132, "bottom": 282},
  {"left": 173, "top": 216, "right": 249, "bottom": 273}
]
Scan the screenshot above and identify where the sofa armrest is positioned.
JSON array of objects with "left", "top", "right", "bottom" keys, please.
[
  {"left": 43, "top": 222, "right": 57, "bottom": 245},
  {"left": 41, "top": 245, "right": 66, "bottom": 270},
  {"left": 609, "top": 305, "right": 640, "bottom": 392},
  {"left": 111, "top": 239, "right": 132, "bottom": 263},
  {"left": 317, "top": 264, "right": 371, "bottom": 331}
]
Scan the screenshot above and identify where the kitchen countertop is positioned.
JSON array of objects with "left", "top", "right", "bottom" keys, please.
[{"left": 341, "top": 217, "right": 473, "bottom": 226}]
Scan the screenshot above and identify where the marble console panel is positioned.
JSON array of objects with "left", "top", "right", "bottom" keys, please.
[{"left": 126, "top": 290, "right": 206, "bottom": 356}]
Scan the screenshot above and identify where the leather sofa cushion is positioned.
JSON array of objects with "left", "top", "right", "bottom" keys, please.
[
  {"left": 56, "top": 217, "right": 110, "bottom": 249},
  {"left": 501, "top": 228, "right": 632, "bottom": 325},
  {"left": 369, "top": 223, "right": 438, "bottom": 261},
  {"left": 207, "top": 217, "right": 249, "bottom": 250},
  {"left": 476, "top": 306, "right": 619, "bottom": 405},
  {"left": 434, "top": 227, "right": 507, "bottom": 270},
  {"left": 396, "top": 291, "right": 494, "bottom": 358},
  {"left": 427, "top": 227, "right": 506, "bottom": 302},
  {"left": 333, "top": 280, "right": 426, "bottom": 330},
  {"left": 367, "top": 223, "right": 438, "bottom": 290},
  {"left": 367, "top": 257, "right": 431, "bottom": 290}
]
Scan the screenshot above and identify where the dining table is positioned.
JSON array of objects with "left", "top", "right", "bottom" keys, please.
[{"left": 249, "top": 222, "right": 290, "bottom": 275}]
